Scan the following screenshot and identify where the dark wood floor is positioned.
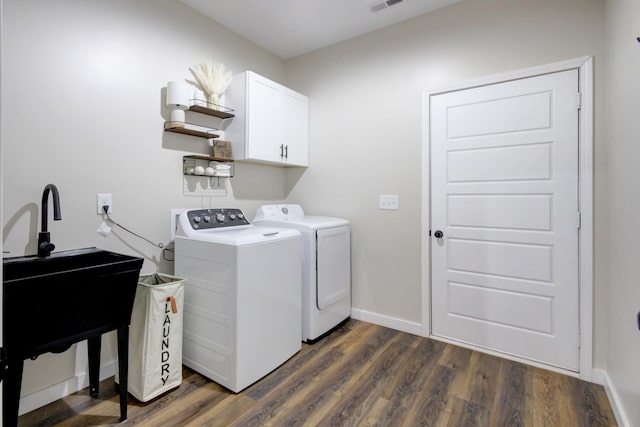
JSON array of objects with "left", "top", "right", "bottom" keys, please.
[{"left": 19, "top": 319, "right": 616, "bottom": 426}]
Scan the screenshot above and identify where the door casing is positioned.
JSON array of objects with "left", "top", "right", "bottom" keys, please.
[{"left": 421, "top": 56, "right": 594, "bottom": 379}]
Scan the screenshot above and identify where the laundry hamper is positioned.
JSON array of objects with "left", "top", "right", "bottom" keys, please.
[{"left": 118, "top": 273, "right": 185, "bottom": 402}]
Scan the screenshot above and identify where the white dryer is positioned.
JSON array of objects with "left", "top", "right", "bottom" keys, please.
[
  {"left": 174, "top": 208, "right": 302, "bottom": 392},
  {"left": 254, "top": 204, "right": 351, "bottom": 342}
]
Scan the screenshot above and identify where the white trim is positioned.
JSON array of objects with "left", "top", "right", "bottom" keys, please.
[
  {"left": 592, "top": 368, "right": 629, "bottom": 427},
  {"left": 351, "top": 308, "right": 423, "bottom": 336},
  {"left": 577, "top": 57, "right": 594, "bottom": 380},
  {"left": 425, "top": 56, "right": 592, "bottom": 96},
  {"left": 0, "top": 0, "right": 4, "bottom": 417},
  {"left": 420, "top": 84, "right": 432, "bottom": 338},
  {"left": 421, "top": 56, "right": 594, "bottom": 379},
  {"left": 18, "top": 361, "right": 116, "bottom": 415}
]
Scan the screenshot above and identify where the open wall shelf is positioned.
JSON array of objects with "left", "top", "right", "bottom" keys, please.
[
  {"left": 164, "top": 103, "right": 234, "bottom": 139},
  {"left": 164, "top": 122, "right": 220, "bottom": 139},
  {"left": 188, "top": 105, "right": 234, "bottom": 119}
]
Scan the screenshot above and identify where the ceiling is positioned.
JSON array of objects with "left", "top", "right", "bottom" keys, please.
[{"left": 180, "top": 0, "right": 462, "bottom": 59}]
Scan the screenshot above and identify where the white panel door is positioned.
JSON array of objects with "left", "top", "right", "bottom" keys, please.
[{"left": 431, "top": 70, "right": 580, "bottom": 371}]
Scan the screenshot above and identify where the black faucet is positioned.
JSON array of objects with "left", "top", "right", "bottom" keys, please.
[{"left": 37, "top": 184, "right": 62, "bottom": 257}]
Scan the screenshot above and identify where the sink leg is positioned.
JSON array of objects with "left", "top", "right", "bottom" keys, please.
[
  {"left": 87, "top": 335, "right": 102, "bottom": 398},
  {"left": 3, "top": 359, "right": 24, "bottom": 427},
  {"left": 117, "top": 326, "right": 129, "bottom": 422}
]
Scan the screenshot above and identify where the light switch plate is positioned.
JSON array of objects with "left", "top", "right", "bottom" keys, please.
[{"left": 379, "top": 195, "right": 399, "bottom": 210}]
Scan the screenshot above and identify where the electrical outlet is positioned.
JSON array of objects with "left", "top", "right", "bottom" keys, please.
[
  {"left": 97, "top": 193, "right": 112, "bottom": 214},
  {"left": 379, "top": 195, "right": 399, "bottom": 210}
]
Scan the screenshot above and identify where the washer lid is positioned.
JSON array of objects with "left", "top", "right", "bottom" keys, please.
[
  {"left": 176, "top": 225, "right": 300, "bottom": 245},
  {"left": 176, "top": 209, "right": 301, "bottom": 244}
]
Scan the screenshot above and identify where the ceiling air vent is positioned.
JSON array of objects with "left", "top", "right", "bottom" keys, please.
[{"left": 369, "top": 0, "right": 404, "bottom": 12}]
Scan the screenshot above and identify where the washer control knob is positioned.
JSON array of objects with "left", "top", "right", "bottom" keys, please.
[
  {"left": 203, "top": 215, "right": 211, "bottom": 222},
  {"left": 237, "top": 213, "right": 245, "bottom": 220},
  {"left": 192, "top": 216, "right": 201, "bottom": 223},
  {"left": 229, "top": 213, "right": 236, "bottom": 220},
  {"left": 216, "top": 213, "right": 225, "bottom": 222}
]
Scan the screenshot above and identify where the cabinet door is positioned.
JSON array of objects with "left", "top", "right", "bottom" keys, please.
[
  {"left": 246, "top": 75, "right": 283, "bottom": 163},
  {"left": 282, "top": 90, "right": 309, "bottom": 166}
]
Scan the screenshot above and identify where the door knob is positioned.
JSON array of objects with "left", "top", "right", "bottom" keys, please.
[{"left": 434, "top": 230, "right": 444, "bottom": 238}]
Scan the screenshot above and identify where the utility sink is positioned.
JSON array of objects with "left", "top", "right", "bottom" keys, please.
[
  {"left": 2, "top": 247, "right": 144, "bottom": 426},
  {"left": 3, "top": 247, "right": 144, "bottom": 357}
]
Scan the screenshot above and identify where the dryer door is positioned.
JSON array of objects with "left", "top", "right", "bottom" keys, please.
[{"left": 316, "top": 226, "right": 351, "bottom": 310}]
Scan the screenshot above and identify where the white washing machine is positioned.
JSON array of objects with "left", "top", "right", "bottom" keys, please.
[
  {"left": 254, "top": 204, "right": 351, "bottom": 342},
  {"left": 174, "top": 208, "right": 302, "bottom": 392}
]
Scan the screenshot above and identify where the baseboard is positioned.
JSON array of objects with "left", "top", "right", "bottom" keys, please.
[
  {"left": 350, "top": 308, "right": 423, "bottom": 336},
  {"left": 592, "top": 368, "right": 630, "bottom": 427},
  {"left": 18, "top": 361, "right": 116, "bottom": 416}
]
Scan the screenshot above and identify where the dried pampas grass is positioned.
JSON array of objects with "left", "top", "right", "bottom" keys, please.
[{"left": 188, "top": 61, "right": 232, "bottom": 109}]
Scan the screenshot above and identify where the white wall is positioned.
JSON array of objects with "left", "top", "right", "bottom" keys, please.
[
  {"left": 285, "top": 0, "right": 607, "bottom": 361},
  {"left": 2, "top": 0, "right": 287, "bottom": 402},
  {"left": 604, "top": 0, "right": 640, "bottom": 424}
]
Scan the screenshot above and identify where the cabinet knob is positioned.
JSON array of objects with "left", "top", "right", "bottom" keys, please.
[{"left": 434, "top": 230, "right": 444, "bottom": 239}]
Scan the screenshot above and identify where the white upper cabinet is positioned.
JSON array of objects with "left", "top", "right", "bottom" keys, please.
[{"left": 226, "top": 71, "right": 309, "bottom": 167}]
